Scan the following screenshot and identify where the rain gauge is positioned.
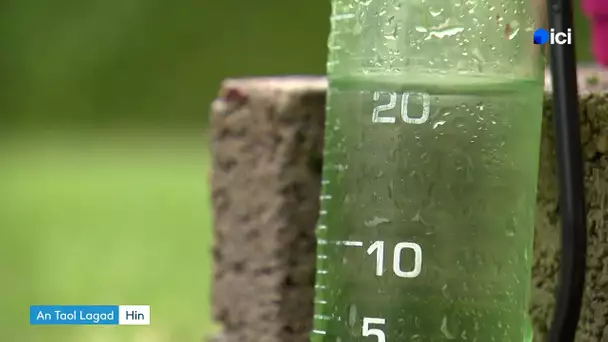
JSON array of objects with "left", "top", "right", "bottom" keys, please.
[{"left": 311, "top": 0, "right": 586, "bottom": 341}]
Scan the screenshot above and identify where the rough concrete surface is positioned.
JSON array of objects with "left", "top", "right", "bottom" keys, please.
[
  {"left": 209, "top": 77, "right": 326, "bottom": 342},
  {"left": 210, "top": 67, "right": 608, "bottom": 342}
]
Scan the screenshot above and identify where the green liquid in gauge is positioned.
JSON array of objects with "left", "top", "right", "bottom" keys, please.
[{"left": 312, "top": 74, "right": 543, "bottom": 342}]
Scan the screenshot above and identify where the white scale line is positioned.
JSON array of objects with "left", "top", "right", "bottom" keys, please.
[
  {"left": 314, "top": 314, "right": 332, "bottom": 320},
  {"left": 317, "top": 224, "right": 327, "bottom": 230},
  {"left": 316, "top": 269, "right": 329, "bottom": 275},
  {"left": 315, "top": 284, "right": 327, "bottom": 289},
  {"left": 317, "top": 254, "right": 328, "bottom": 259},
  {"left": 321, "top": 179, "right": 330, "bottom": 185},
  {"left": 312, "top": 329, "right": 327, "bottom": 335},
  {"left": 337, "top": 240, "right": 364, "bottom": 247},
  {"left": 330, "top": 13, "right": 355, "bottom": 21},
  {"left": 319, "top": 210, "right": 327, "bottom": 215},
  {"left": 317, "top": 239, "right": 363, "bottom": 247},
  {"left": 314, "top": 299, "right": 327, "bottom": 305},
  {"left": 319, "top": 194, "right": 332, "bottom": 200}
]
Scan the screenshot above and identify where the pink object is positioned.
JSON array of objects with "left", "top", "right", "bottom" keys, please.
[{"left": 582, "top": 0, "right": 608, "bottom": 65}]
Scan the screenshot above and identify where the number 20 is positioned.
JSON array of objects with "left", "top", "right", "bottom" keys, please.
[{"left": 372, "top": 91, "right": 430, "bottom": 124}]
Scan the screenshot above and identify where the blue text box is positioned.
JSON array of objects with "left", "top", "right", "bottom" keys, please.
[{"left": 30, "top": 305, "right": 119, "bottom": 325}]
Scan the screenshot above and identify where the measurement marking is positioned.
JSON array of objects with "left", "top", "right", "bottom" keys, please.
[
  {"left": 339, "top": 240, "right": 364, "bottom": 247},
  {"left": 317, "top": 269, "right": 329, "bottom": 275},
  {"left": 314, "top": 314, "right": 332, "bottom": 320},
  {"left": 321, "top": 180, "right": 330, "bottom": 185},
  {"left": 315, "top": 284, "right": 327, "bottom": 289},
  {"left": 331, "top": 13, "right": 355, "bottom": 21},
  {"left": 317, "top": 224, "right": 327, "bottom": 230},
  {"left": 317, "top": 239, "right": 363, "bottom": 247},
  {"left": 319, "top": 194, "right": 332, "bottom": 200},
  {"left": 319, "top": 210, "right": 327, "bottom": 215},
  {"left": 317, "top": 254, "right": 328, "bottom": 259},
  {"left": 312, "top": 330, "right": 327, "bottom": 335},
  {"left": 315, "top": 299, "right": 328, "bottom": 305}
]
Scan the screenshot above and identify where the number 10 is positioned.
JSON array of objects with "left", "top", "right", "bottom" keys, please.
[{"left": 367, "top": 241, "right": 422, "bottom": 278}]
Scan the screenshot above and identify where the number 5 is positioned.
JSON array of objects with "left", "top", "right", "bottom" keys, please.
[{"left": 362, "top": 317, "right": 386, "bottom": 342}]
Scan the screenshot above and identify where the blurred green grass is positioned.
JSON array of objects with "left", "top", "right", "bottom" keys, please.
[{"left": 0, "top": 129, "right": 214, "bottom": 342}]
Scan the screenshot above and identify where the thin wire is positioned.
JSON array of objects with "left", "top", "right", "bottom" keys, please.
[{"left": 546, "top": 0, "right": 588, "bottom": 340}]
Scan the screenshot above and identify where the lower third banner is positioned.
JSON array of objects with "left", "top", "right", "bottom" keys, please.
[{"left": 30, "top": 305, "right": 150, "bottom": 325}]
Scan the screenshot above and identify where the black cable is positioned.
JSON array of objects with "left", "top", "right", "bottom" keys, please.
[{"left": 546, "top": 0, "right": 588, "bottom": 341}]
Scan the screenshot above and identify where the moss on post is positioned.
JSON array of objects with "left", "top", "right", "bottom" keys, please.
[{"left": 532, "top": 66, "right": 608, "bottom": 342}]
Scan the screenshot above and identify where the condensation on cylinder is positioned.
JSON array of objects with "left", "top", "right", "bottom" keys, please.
[{"left": 312, "top": 0, "right": 546, "bottom": 341}]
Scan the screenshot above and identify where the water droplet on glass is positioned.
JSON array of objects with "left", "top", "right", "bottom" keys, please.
[
  {"left": 507, "top": 20, "right": 520, "bottom": 40},
  {"left": 508, "top": 27, "right": 520, "bottom": 40},
  {"left": 440, "top": 316, "right": 456, "bottom": 340},
  {"left": 411, "top": 210, "right": 429, "bottom": 225},
  {"left": 365, "top": 216, "right": 391, "bottom": 227},
  {"left": 348, "top": 304, "right": 357, "bottom": 328},
  {"left": 415, "top": 26, "right": 428, "bottom": 33},
  {"left": 429, "top": 7, "right": 444, "bottom": 17},
  {"left": 384, "top": 27, "right": 398, "bottom": 40},
  {"left": 428, "top": 27, "right": 465, "bottom": 39},
  {"left": 433, "top": 120, "right": 447, "bottom": 129},
  {"left": 442, "top": 284, "right": 450, "bottom": 299}
]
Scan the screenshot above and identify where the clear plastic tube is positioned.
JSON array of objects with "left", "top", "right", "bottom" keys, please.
[{"left": 312, "top": 1, "right": 545, "bottom": 341}]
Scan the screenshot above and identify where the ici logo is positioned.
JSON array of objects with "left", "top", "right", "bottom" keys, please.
[{"left": 533, "top": 28, "right": 572, "bottom": 45}]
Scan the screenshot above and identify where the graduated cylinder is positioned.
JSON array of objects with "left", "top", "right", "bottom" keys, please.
[{"left": 311, "top": 0, "right": 546, "bottom": 341}]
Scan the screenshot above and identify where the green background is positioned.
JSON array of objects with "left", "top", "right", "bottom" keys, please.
[{"left": 0, "top": 1, "right": 593, "bottom": 341}]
